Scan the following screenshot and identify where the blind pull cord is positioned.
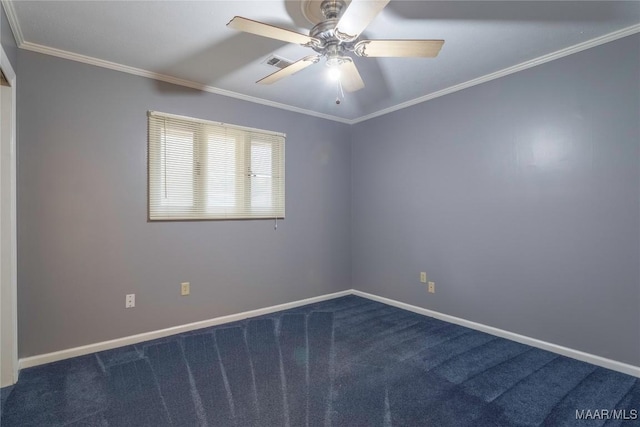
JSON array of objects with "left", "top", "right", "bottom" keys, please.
[{"left": 274, "top": 216, "right": 278, "bottom": 230}]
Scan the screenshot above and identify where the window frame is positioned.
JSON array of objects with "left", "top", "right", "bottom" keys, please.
[{"left": 148, "top": 111, "right": 285, "bottom": 221}]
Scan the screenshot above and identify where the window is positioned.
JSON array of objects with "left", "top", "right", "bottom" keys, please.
[{"left": 148, "top": 111, "right": 285, "bottom": 220}]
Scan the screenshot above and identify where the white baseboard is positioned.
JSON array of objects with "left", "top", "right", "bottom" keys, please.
[
  {"left": 18, "top": 290, "right": 351, "bottom": 370},
  {"left": 19, "top": 288, "right": 640, "bottom": 379},
  {"left": 352, "top": 290, "right": 640, "bottom": 378}
]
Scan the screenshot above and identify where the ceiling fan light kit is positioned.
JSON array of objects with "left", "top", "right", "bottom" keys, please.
[{"left": 227, "top": 0, "right": 444, "bottom": 98}]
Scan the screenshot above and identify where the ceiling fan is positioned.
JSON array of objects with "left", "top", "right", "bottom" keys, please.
[{"left": 227, "top": 0, "right": 444, "bottom": 93}]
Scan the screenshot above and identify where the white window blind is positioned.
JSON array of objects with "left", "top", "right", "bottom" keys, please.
[{"left": 148, "top": 111, "right": 285, "bottom": 220}]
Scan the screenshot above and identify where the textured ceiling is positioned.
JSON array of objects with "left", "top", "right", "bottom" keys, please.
[{"left": 5, "top": 1, "right": 640, "bottom": 123}]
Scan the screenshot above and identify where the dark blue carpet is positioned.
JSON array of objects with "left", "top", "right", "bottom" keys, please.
[{"left": 1, "top": 295, "right": 638, "bottom": 426}]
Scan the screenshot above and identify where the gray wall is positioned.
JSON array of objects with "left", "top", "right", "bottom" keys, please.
[
  {"left": 351, "top": 35, "right": 640, "bottom": 365},
  {"left": 17, "top": 51, "right": 352, "bottom": 357},
  {"left": 15, "top": 32, "right": 640, "bottom": 367}
]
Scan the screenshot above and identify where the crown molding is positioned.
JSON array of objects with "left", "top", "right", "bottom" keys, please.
[
  {"left": 351, "top": 23, "right": 640, "bottom": 124},
  {"left": 1, "top": 0, "right": 24, "bottom": 46},
  {"left": 18, "top": 41, "right": 353, "bottom": 125},
  {"left": 4, "top": 1, "right": 639, "bottom": 125}
]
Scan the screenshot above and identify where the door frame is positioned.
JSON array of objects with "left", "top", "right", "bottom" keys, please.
[{"left": 1, "top": 43, "right": 18, "bottom": 387}]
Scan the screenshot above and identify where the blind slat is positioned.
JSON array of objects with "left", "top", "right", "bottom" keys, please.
[{"left": 148, "top": 112, "right": 285, "bottom": 221}]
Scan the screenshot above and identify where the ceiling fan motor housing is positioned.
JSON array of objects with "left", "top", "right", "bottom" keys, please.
[
  {"left": 310, "top": 0, "right": 356, "bottom": 61},
  {"left": 227, "top": 0, "right": 442, "bottom": 93}
]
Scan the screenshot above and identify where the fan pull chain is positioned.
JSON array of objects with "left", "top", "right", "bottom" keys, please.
[{"left": 335, "top": 79, "right": 345, "bottom": 105}]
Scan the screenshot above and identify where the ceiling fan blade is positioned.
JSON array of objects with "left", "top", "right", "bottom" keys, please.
[
  {"left": 338, "top": 59, "right": 365, "bottom": 93},
  {"left": 335, "top": 0, "right": 390, "bottom": 42},
  {"left": 227, "top": 16, "right": 320, "bottom": 47},
  {"left": 355, "top": 39, "right": 445, "bottom": 58},
  {"left": 257, "top": 55, "right": 320, "bottom": 85}
]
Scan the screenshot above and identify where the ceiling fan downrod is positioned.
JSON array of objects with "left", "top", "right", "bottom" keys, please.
[{"left": 320, "top": 0, "right": 345, "bottom": 20}]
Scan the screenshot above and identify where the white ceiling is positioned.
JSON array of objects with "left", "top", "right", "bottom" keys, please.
[{"left": 5, "top": 1, "right": 640, "bottom": 123}]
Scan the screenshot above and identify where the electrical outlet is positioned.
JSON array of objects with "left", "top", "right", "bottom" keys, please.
[
  {"left": 181, "top": 282, "right": 190, "bottom": 296},
  {"left": 428, "top": 282, "right": 435, "bottom": 293},
  {"left": 125, "top": 294, "right": 135, "bottom": 308},
  {"left": 420, "top": 272, "right": 427, "bottom": 283}
]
